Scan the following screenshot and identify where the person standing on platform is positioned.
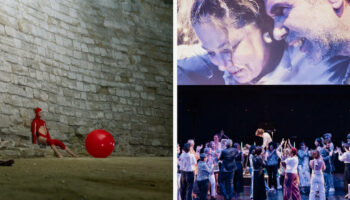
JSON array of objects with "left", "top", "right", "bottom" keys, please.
[{"left": 255, "top": 128, "right": 272, "bottom": 150}]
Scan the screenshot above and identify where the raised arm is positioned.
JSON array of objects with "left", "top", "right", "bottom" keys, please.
[
  {"left": 287, "top": 139, "right": 293, "bottom": 149},
  {"left": 276, "top": 139, "right": 284, "bottom": 158}
]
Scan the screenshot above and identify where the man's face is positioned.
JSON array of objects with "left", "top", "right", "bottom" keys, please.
[
  {"left": 38, "top": 111, "right": 42, "bottom": 117},
  {"left": 210, "top": 142, "right": 215, "bottom": 150},
  {"left": 264, "top": 0, "right": 342, "bottom": 60},
  {"left": 326, "top": 143, "right": 331, "bottom": 149},
  {"left": 194, "top": 21, "right": 270, "bottom": 84},
  {"left": 214, "top": 135, "right": 219, "bottom": 142}
]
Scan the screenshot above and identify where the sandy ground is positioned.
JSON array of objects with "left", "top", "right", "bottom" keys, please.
[{"left": 0, "top": 157, "right": 172, "bottom": 200}]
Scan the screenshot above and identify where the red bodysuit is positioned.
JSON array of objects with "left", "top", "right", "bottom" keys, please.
[{"left": 31, "top": 107, "right": 66, "bottom": 150}]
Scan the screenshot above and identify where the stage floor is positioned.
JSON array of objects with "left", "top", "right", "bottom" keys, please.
[
  {"left": 0, "top": 157, "right": 172, "bottom": 200},
  {"left": 214, "top": 186, "right": 346, "bottom": 200}
]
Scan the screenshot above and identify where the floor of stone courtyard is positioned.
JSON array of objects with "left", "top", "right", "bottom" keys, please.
[{"left": 0, "top": 157, "right": 172, "bottom": 200}]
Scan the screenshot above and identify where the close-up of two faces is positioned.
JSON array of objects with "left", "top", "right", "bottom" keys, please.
[{"left": 177, "top": 0, "right": 350, "bottom": 85}]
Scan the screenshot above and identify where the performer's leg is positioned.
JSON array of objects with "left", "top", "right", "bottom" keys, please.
[
  {"left": 292, "top": 174, "right": 301, "bottom": 200},
  {"left": 50, "top": 139, "right": 77, "bottom": 157},
  {"left": 180, "top": 172, "right": 187, "bottom": 200},
  {"left": 50, "top": 139, "right": 66, "bottom": 150},
  {"left": 209, "top": 174, "right": 216, "bottom": 198},
  {"left": 283, "top": 174, "right": 291, "bottom": 200},
  {"left": 309, "top": 176, "right": 316, "bottom": 200},
  {"left": 273, "top": 165, "right": 278, "bottom": 190},
  {"left": 318, "top": 175, "right": 326, "bottom": 200},
  {"left": 51, "top": 144, "right": 63, "bottom": 158},
  {"left": 345, "top": 165, "right": 350, "bottom": 194},
  {"left": 267, "top": 166, "right": 273, "bottom": 189},
  {"left": 65, "top": 147, "right": 78, "bottom": 157},
  {"left": 323, "top": 172, "right": 330, "bottom": 197}
]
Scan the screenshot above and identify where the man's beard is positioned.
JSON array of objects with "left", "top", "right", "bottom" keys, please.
[{"left": 286, "top": 30, "right": 343, "bottom": 62}]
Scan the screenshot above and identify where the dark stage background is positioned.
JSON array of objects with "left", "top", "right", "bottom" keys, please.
[{"left": 178, "top": 86, "right": 350, "bottom": 172}]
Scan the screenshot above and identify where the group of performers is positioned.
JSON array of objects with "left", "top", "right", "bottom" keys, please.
[{"left": 177, "top": 129, "right": 350, "bottom": 200}]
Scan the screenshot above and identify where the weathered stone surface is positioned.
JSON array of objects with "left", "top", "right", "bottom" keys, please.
[{"left": 0, "top": 0, "right": 172, "bottom": 157}]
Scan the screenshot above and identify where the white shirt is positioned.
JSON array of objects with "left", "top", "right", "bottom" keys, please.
[
  {"left": 262, "top": 132, "right": 272, "bottom": 149},
  {"left": 339, "top": 151, "right": 350, "bottom": 163},
  {"left": 285, "top": 156, "right": 298, "bottom": 174},
  {"left": 179, "top": 152, "right": 197, "bottom": 172}
]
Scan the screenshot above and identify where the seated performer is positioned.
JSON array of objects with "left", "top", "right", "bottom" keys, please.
[{"left": 31, "top": 107, "right": 77, "bottom": 158}]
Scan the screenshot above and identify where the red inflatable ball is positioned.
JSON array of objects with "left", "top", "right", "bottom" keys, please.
[{"left": 85, "top": 129, "right": 115, "bottom": 158}]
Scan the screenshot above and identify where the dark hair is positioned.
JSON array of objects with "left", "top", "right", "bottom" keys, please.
[
  {"left": 191, "top": 0, "right": 274, "bottom": 33},
  {"left": 268, "top": 142, "right": 276, "bottom": 150},
  {"left": 255, "top": 146, "right": 262, "bottom": 155},
  {"left": 315, "top": 137, "right": 324, "bottom": 147},
  {"left": 184, "top": 143, "right": 191, "bottom": 153},
  {"left": 233, "top": 143, "right": 240, "bottom": 149},
  {"left": 324, "top": 139, "right": 331, "bottom": 145},
  {"left": 249, "top": 145, "right": 256, "bottom": 155}
]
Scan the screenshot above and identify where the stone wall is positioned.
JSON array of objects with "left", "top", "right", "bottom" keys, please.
[{"left": 0, "top": 0, "right": 173, "bottom": 158}]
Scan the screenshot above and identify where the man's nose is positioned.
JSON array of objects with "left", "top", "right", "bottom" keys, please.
[
  {"left": 273, "top": 26, "right": 289, "bottom": 41},
  {"left": 220, "top": 52, "right": 233, "bottom": 69}
]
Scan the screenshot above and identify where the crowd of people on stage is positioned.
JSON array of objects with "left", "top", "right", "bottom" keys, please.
[{"left": 177, "top": 129, "right": 350, "bottom": 200}]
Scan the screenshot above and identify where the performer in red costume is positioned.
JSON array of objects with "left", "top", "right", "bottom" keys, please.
[{"left": 32, "top": 107, "right": 77, "bottom": 158}]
